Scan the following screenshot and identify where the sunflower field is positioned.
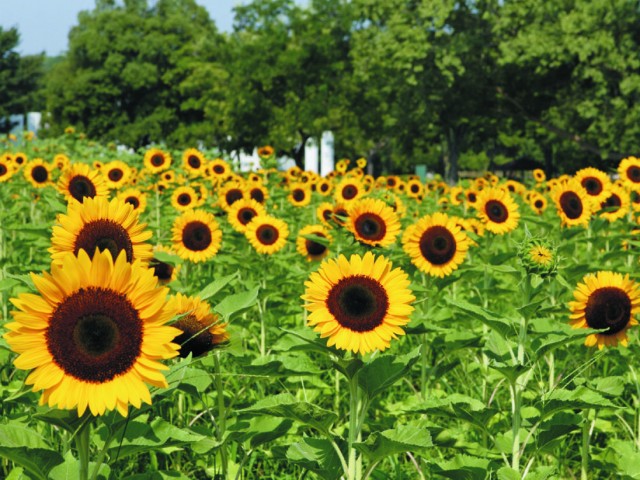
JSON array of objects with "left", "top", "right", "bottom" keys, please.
[{"left": 2, "top": 131, "right": 640, "bottom": 480}]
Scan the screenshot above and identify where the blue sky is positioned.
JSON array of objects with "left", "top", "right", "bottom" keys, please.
[{"left": 1, "top": 0, "right": 242, "bottom": 56}]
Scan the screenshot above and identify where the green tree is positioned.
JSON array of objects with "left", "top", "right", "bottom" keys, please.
[
  {"left": 44, "top": 0, "right": 228, "bottom": 148},
  {"left": 0, "top": 27, "right": 44, "bottom": 133}
]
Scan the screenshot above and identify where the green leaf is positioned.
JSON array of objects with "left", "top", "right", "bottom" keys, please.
[
  {"left": 354, "top": 424, "right": 431, "bottom": 463},
  {"left": 175, "top": 367, "right": 212, "bottom": 397},
  {"left": 537, "top": 412, "right": 581, "bottom": 452},
  {"left": 537, "top": 387, "right": 616, "bottom": 420},
  {"left": 358, "top": 346, "right": 421, "bottom": 399},
  {"left": 153, "top": 251, "right": 183, "bottom": 267},
  {"left": 0, "top": 423, "right": 64, "bottom": 480},
  {"left": 244, "top": 355, "right": 321, "bottom": 377},
  {"left": 214, "top": 286, "right": 259, "bottom": 319},
  {"left": 239, "top": 393, "right": 338, "bottom": 435},
  {"left": 488, "top": 361, "right": 531, "bottom": 384},
  {"left": 593, "top": 376, "right": 625, "bottom": 397},
  {"left": 608, "top": 439, "right": 640, "bottom": 478},
  {"left": 48, "top": 451, "right": 111, "bottom": 480},
  {"left": 446, "top": 298, "right": 515, "bottom": 338},
  {"left": 33, "top": 409, "right": 86, "bottom": 434},
  {"left": 197, "top": 273, "right": 236, "bottom": 301},
  {"left": 286, "top": 437, "right": 343, "bottom": 480},
  {"left": 497, "top": 467, "right": 521, "bottom": 480},
  {"left": 103, "top": 418, "right": 205, "bottom": 459},
  {"left": 228, "top": 416, "right": 293, "bottom": 450},
  {"left": 126, "top": 472, "right": 191, "bottom": 480},
  {"left": 428, "top": 454, "right": 491, "bottom": 480}
]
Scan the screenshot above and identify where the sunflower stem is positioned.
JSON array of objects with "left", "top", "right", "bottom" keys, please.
[
  {"left": 75, "top": 419, "right": 91, "bottom": 480},
  {"left": 581, "top": 410, "right": 591, "bottom": 480},
  {"left": 347, "top": 370, "right": 362, "bottom": 480},
  {"left": 510, "top": 381, "right": 522, "bottom": 472},
  {"left": 214, "top": 351, "right": 228, "bottom": 478}
]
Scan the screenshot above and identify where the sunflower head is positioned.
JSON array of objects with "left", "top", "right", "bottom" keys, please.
[
  {"left": 4, "top": 249, "right": 180, "bottom": 417},
  {"left": 302, "top": 252, "right": 415, "bottom": 355},
  {"left": 569, "top": 271, "right": 640, "bottom": 349},
  {"left": 518, "top": 236, "right": 558, "bottom": 278},
  {"left": 170, "top": 293, "right": 228, "bottom": 358}
]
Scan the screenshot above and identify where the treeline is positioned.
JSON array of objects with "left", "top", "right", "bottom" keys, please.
[{"left": 2, "top": 0, "right": 640, "bottom": 181}]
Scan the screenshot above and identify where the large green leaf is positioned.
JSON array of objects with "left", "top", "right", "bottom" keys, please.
[
  {"left": 0, "top": 423, "right": 64, "bottom": 480},
  {"left": 446, "top": 298, "right": 515, "bottom": 339},
  {"left": 227, "top": 416, "right": 293, "bottom": 450},
  {"left": 428, "top": 454, "right": 491, "bottom": 480},
  {"left": 48, "top": 451, "right": 111, "bottom": 480},
  {"left": 197, "top": 273, "right": 236, "bottom": 301},
  {"left": 536, "top": 387, "right": 616, "bottom": 420},
  {"left": 358, "top": 346, "right": 421, "bottom": 399},
  {"left": 239, "top": 393, "right": 338, "bottom": 435},
  {"left": 286, "top": 437, "right": 343, "bottom": 480},
  {"left": 214, "top": 286, "right": 259, "bottom": 319},
  {"left": 353, "top": 424, "right": 432, "bottom": 463}
]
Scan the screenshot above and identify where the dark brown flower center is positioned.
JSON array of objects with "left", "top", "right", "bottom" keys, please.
[
  {"left": 292, "top": 189, "right": 306, "bottom": 202},
  {"left": 485, "top": 200, "right": 508, "bottom": 223},
  {"left": 354, "top": 213, "right": 386, "bottom": 241},
  {"left": 326, "top": 275, "right": 389, "bottom": 332},
  {"left": 534, "top": 200, "right": 544, "bottom": 209},
  {"left": 188, "top": 155, "right": 201, "bottom": 169},
  {"left": 225, "top": 189, "right": 243, "bottom": 207},
  {"left": 177, "top": 193, "right": 192, "bottom": 206},
  {"left": 151, "top": 259, "right": 174, "bottom": 283},
  {"left": 559, "top": 191, "right": 583, "bottom": 219},
  {"left": 182, "top": 221, "right": 212, "bottom": 251},
  {"left": 410, "top": 184, "right": 420, "bottom": 193},
  {"left": 582, "top": 177, "right": 603, "bottom": 196},
  {"left": 627, "top": 166, "right": 640, "bottom": 182},
  {"left": 151, "top": 154, "right": 165, "bottom": 167},
  {"left": 305, "top": 233, "right": 327, "bottom": 257},
  {"left": 74, "top": 219, "right": 134, "bottom": 261},
  {"left": 0, "top": 164, "right": 7, "bottom": 176},
  {"left": 108, "top": 168, "right": 123, "bottom": 182},
  {"left": 585, "top": 287, "right": 632, "bottom": 335},
  {"left": 47, "top": 287, "right": 142, "bottom": 382},
  {"left": 213, "top": 165, "right": 226, "bottom": 174},
  {"left": 320, "top": 183, "right": 329, "bottom": 193},
  {"left": 238, "top": 208, "right": 257, "bottom": 225},
  {"left": 173, "top": 314, "right": 220, "bottom": 358},
  {"left": 31, "top": 165, "right": 48, "bottom": 183},
  {"left": 250, "top": 188, "right": 265, "bottom": 203},
  {"left": 125, "top": 196, "right": 140, "bottom": 209},
  {"left": 68, "top": 175, "right": 97, "bottom": 202},
  {"left": 601, "top": 193, "right": 621, "bottom": 211},
  {"left": 419, "top": 226, "right": 456, "bottom": 265},
  {"left": 467, "top": 192, "right": 477, "bottom": 203},
  {"left": 342, "top": 185, "right": 358, "bottom": 200},
  {"left": 256, "top": 224, "right": 279, "bottom": 245}
]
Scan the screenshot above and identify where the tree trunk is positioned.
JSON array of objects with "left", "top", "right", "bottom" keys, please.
[
  {"left": 543, "top": 144, "right": 553, "bottom": 177},
  {"left": 444, "top": 126, "right": 464, "bottom": 185}
]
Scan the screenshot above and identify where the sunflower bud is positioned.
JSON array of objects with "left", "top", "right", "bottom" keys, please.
[{"left": 518, "top": 236, "right": 558, "bottom": 278}]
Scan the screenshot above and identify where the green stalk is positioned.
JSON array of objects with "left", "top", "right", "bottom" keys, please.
[
  {"left": 510, "top": 381, "right": 522, "bottom": 472},
  {"left": 581, "top": 411, "right": 590, "bottom": 480},
  {"left": 214, "top": 351, "right": 228, "bottom": 478},
  {"left": 75, "top": 421, "right": 91, "bottom": 480},
  {"left": 347, "top": 373, "right": 361, "bottom": 480}
]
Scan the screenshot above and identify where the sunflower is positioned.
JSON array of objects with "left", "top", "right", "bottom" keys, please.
[
  {"left": 403, "top": 212, "right": 470, "bottom": 277},
  {"left": 528, "top": 192, "right": 548, "bottom": 215},
  {"left": 332, "top": 203, "right": 350, "bottom": 227},
  {"left": 227, "top": 198, "right": 266, "bottom": 233},
  {"left": 218, "top": 181, "right": 246, "bottom": 211},
  {"left": 3, "top": 249, "right": 180, "bottom": 417},
  {"left": 170, "top": 293, "right": 228, "bottom": 358},
  {"left": 618, "top": 156, "right": 640, "bottom": 191},
  {"left": 316, "top": 178, "right": 333, "bottom": 196},
  {"left": 150, "top": 244, "right": 181, "bottom": 285},
  {"left": 208, "top": 158, "right": 231, "bottom": 182},
  {"left": 57, "top": 163, "right": 109, "bottom": 203},
  {"left": 334, "top": 177, "right": 364, "bottom": 204},
  {"left": 171, "top": 186, "right": 198, "bottom": 211},
  {"left": 288, "top": 183, "right": 312, "bottom": 207},
  {"left": 504, "top": 179, "right": 526, "bottom": 195},
  {"left": 296, "top": 225, "right": 333, "bottom": 261},
  {"left": 475, "top": 187, "right": 520, "bottom": 234},
  {"left": 569, "top": 271, "right": 640, "bottom": 349},
  {"left": 406, "top": 178, "right": 425, "bottom": 199},
  {"left": 143, "top": 148, "right": 172, "bottom": 174},
  {"left": 316, "top": 202, "right": 335, "bottom": 225},
  {"left": 117, "top": 188, "right": 148, "bottom": 213},
  {"left": 0, "top": 157, "right": 14, "bottom": 183},
  {"left": 257, "top": 145, "right": 275, "bottom": 159},
  {"left": 449, "top": 186, "right": 465, "bottom": 206},
  {"left": 347, "top": 198, "right": 401, "bottom": 248},
  {"left": 302, "top": 251, "right": 415, "bottom": 354},
  {"left": 356, "top": 157, "right": 367, "bottom": 169},
  {"left": 182, "top": 148, "right": 206, "bottom": 176},
  {"left": 103, "top": 160, "right": 131, "bottom": 189},
  {"left": 248, "top": 184, "right": 269, "bottom": 204},
  {"left": 24, "top": 158, "right": 53, "bottom": 188},
  {"left": 532, "top": 169, "right": 546, "bottom": 183},
  {"left": 335, "top": 159, "right": 349, "bottom": 174},
  {"left": 13, "top": 151, "right": 27, "bottom": 167},
  {"left": 172, "top": 209, "right": 222, "bottom": 263},
  {"left": 245, "top": 215, "right": 289, "bottom": 255},
  {"left": 598, "top": 184, "right": 630, "bottom": 223},
  {"left": 465, "top": 188, "right": 480, "bottom": 207},
  {"left": 53, "top": 154, "right": 70, "bottom": 170},
  {"left": 50, "top": 196, "right": 153, "bottom": 266},
  {"left": 551, "top": 178, "right": 593, "bottom": 227},
  {"left": 574, "top": 167, "right": 611, "bottom": 203}
]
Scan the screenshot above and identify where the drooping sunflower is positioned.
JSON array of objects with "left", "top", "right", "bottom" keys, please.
[
  {"left": 182, "top": 148, "right": 206, "bottom": 176},
  {"left": 302, "top": 251, "right": 415, "bottom": 355},
  {"left": 117, "top": 188, "right": 148, "bottom": 213},
  {"left": 288, "top": 183, "right": 312, "bottom": 207},
  {"left": 57, "top": 162, "right": 109, "bottom": 203},
  {"left": 334, "top": 177, "right": 364, "bottom": 204},
  {"left": 0, "top": 157, "right": 14, "bottom": 183},
  {"left": 296, "top": 224, "right": 333, "bottom": 261},
  {"left": 150, "top": 244, "right": 181, "bottom": 285},
  {"left": 24, "top": 158, "right": 53, "bottom": 188},
  {"left": 170, "top": 293, "right": 228, "bottom": 358},
  {"left": 172, "top": 209, "right": 222, "bottom": 263},
  {"left": 171, "top": 186, "right": 198, "bottom": 211},
  {"left": 245, "top": 215, "right": 289, "bottom": 255},
  {"left": 475, "top": 187, "right": 520, "bottom": 234},
  {"left": 218, "top": 181, "right": 247, "bottom": 211},
  {"left": 227, "top": 198, "right": 267, "bottom": 233},
  {"left": 143, "top": 148, "right": 172, "bottom": 174},
  {"left": 551, "top": 178, "right": 593, "bottom": 228},
  {"left": 598, "top": 183, "right": 630, "bottom": 223},
  {"left": 50, "top": 196, "right": 154, "bottom": 265},
  {"left": 574, "top": 167, "right": 611, "bottom": 203},
  {"left": 618, "top": 156, "right": 640, "bottom": 191},
  {"left": 347, "top": 198, "right": 401, "bottom": 248},
  {"left": 569, "top": 271, "right": 640, "bottom": 349},
  {"left": 403, "top": 212, "right": 470, "bottom": 277},
  {"left": 3, "top": 249, "right": 180, "bottom": 417}
]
